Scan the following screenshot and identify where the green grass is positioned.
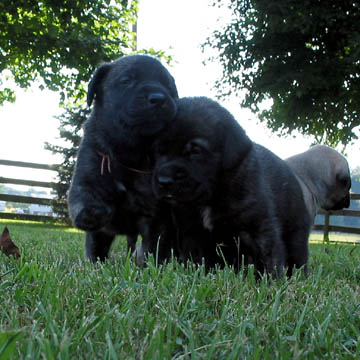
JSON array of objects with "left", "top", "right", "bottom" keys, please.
[{"left": 1, "top": 219, "right": 360, "bottom": 359}]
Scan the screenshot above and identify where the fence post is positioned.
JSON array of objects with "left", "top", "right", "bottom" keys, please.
[{"left": 323, "top": 212, "right": 330, "bottom": 243}]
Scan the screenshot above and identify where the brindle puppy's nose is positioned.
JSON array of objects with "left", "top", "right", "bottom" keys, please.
[
  {"left": 148, "top": 92, "right": 166, "bottom": 106},
  {"left": 157, "top": 175, "right": 174, "bottom": 189}
]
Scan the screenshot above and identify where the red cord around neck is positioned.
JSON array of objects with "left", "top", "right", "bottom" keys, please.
[{"left": 97, "top": 151, "right": 151, "bottom": 175}]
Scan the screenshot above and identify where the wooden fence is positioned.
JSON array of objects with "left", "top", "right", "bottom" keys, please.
[
  {"left": 314, "top": 193, "right": 360, "bottom": 242},
  {"left": 1, "top": 159, "right": 360, "bottom": 240},
  {"left": 0, "top": 159, "right": 66, "bottom": 222}
]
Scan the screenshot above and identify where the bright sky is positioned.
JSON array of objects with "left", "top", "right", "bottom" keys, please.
[{"left": 0, "top": 0, "right": 358, "bottom": 186}]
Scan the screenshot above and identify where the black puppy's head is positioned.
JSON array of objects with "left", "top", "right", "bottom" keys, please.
[
  {"left": 87, "top": 54, "right": 178, "bottom": 137},
  {"left": 152, "top": 97, "right": 252, "bottom": 206}
]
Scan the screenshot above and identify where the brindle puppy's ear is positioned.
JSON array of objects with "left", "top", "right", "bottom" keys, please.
[
  {"left": 87, "top": 63, "right": 112, "bottom": 107},
  {"left": 222, "top": 117, "right": 252, "bottom": 170}
]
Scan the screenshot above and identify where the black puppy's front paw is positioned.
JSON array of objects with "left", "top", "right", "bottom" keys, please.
[{"left": 73, "top": 204, "right": 113, "bottom": 231}]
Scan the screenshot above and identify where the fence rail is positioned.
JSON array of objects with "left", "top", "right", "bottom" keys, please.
[
  {"left": 0, "top": 194, "right": 60, "bottom": 206},
  {"left": 0, "top": 159, "right": 65, "bottom": 222},
  {"left": 0, "top": 159, "right": 58, "bottom": 171},
  {"left": 0, "top": 176, "right": 55, "bottom": 188}
]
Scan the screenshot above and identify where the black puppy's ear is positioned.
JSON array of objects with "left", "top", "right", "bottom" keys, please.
[
  {"left": 170, "top": 75, "right": 179, "bottom": 99},
  {"left": 87, "top": 63, "right": 112, "bottom": 107},
  {"left": 222, "top": 119, "right": 252, "bottom": 170}
]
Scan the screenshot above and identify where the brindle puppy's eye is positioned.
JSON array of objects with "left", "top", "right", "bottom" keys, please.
[
  {"left": 183, "top": 139, "right": 208, "bottom": 159},
  {"left": 189, "top": 144, "right": 203, "bottom": 155}
]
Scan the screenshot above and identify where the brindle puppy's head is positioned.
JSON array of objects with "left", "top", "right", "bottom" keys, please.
[{"left": 152, "top": 97, "right": 252, "bottom": 206}]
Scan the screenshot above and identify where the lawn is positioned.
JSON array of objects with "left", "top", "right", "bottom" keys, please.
[{"left": 1, "top": 219, "right": 360, "bottom": 359}]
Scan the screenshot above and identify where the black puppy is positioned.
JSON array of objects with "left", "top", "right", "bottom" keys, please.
[
  {"left": 151, "top": 97, "right": 312, "bottom": 277},
  {"left": 68, "top": 55, "right": 178, "bottom": 262}
]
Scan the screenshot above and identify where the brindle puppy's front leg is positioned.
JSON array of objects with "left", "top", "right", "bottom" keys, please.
[
  {"left": 135, "top": 216, "right": 173, "bottom": 268},
  {"left": 239, "top": 228, "right": 285, "bottom": 279}
]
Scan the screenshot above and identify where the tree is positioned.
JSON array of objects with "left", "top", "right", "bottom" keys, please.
[
  {"left": 0, "top": 1, "right": 140, "bottom": 218},
  {"left": 0, "top": 0, "right": 138, "bottom": 105},
  {"left": 45, "top": 105, "right": 88, "bottom": 217},
  {"left": 1, "top": 1, "right": 172, "bottom": 218},
  {"left": 204, "top": 0, "right": 360, "bottom": 146}
]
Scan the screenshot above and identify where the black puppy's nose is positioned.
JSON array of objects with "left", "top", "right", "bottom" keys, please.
[
  {"left": 148, "top": 92, "right": 166, "bottom": 106},
  {"left": 157, "top": 175, "right": 174, "bottom": 188}
]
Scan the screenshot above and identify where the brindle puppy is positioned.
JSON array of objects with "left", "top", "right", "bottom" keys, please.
[{"left": 151, "top": 97, "right": 312, "bottom": 277}]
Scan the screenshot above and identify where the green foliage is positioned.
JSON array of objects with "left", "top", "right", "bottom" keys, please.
[
  {"left": 0, "top": 0, "right": 138, "bottom": 105},
  {"left": 205, "top": 0, "right": 360, "bottom": 146},
  {"left": 1, "top": 220, "right": 360, "bottom": 358}
]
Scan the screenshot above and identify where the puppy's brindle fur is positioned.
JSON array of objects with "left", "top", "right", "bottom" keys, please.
[
  {"left": 151, "top": 97, "right": 312, "bottom": 277},
  {"left": 68, "top": 55, "right": 178, "bottom": 262},
  {"left": 286, "top": 145, "right": 351, "bottom": 222}
]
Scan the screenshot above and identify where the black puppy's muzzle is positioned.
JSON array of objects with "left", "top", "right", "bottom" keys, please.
[
  {"left": 147, "top": 92, "right": 167, "bottom": 107},
  {"left": 140, "top": 83, "right": 177, "bottom": 122},
  {"left": 141, "top": 82, "right": 172, "bottom": 109},
  {"left": 127, "top": 83, "right": 177, "bottom": 135}
]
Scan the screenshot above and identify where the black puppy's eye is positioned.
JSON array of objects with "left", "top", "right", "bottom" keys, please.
[{"left": 118, "top": 77, "right": 133, "bottom": 86}]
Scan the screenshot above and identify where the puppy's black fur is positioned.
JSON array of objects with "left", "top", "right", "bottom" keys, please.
[
  {"left": 152, "top": 97, "right": 312, "bottom": 277},
  {"left": 68, "top": 55, "right": 178, "bottom": 262}
]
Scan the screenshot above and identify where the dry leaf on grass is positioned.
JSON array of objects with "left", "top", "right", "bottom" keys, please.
[{"left": 0, "top": 227, "right": 20, "bottom": 258}]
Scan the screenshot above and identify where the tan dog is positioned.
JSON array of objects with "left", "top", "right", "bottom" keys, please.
[{"left": 286, "top": 145, "right": 351, "bottom": 221}]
